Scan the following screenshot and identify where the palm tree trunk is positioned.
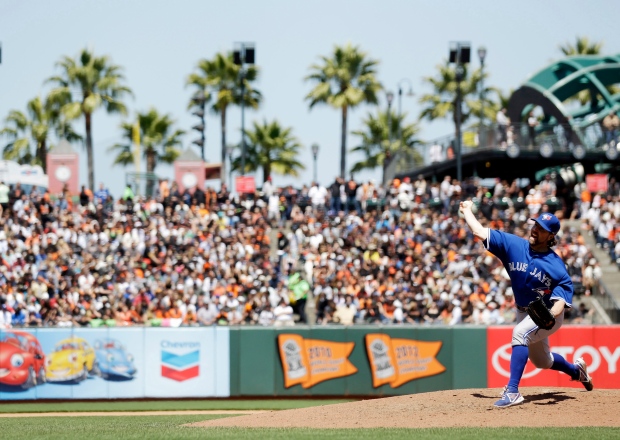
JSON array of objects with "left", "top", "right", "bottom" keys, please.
[
  {"left": 452, "top": 98, "right": 460, "bottom": 158},
  {"left": 262, "top": 164, "right": 271, "bottom": 184},
  {"left": 38, "top": 140, "right": 47, "bottom": 173},
  {"left": 221, "top": 107, "right": 227, "bottom": 183},
  {"left": 340, "top": 105, "right": 348, "bottom": 178},
  {"left": 85, "top": 112, "right": 94, "bottom": 190},
  {"left": 382, "top": 162, "right": 387, "bottom": 187},
  {"left": 382, "top": 151, "right": 391, "bottom": 187},
  {"left": 146, "top": 151, "right": 156, "bottom": 198},
  {"left": 453, "top": 87, "right": 463, "bottom": 181}
]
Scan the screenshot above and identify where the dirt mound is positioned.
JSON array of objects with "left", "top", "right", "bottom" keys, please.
[{"left": 189, "top": 388, "right": 620, "bottom": 429}]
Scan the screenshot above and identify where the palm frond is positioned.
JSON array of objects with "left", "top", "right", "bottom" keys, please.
[
  {"left": 112, "top": 108, "right": 183, "bottom": 171},
  {"left": 3, "top": 137, "right": 31, "bottom": 161},
  {"left": 560, "top": 36, "right": 603, "bottom": 56},
  {"left": 350, "top": 109, "right": 423, "bottom": 175},
  {"left": 232, "top": 119, "right": 304, "bottom": 178},
  {"left": 305, "top": 43, "right": 382, "bottom": 111}
]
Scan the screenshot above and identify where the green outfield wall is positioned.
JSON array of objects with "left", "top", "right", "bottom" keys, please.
[
  {"left": 229, "top": 326, "right": 487, "bottom": 396},
  {"left": 3, "top": 325, "right": 615, "bottom": 400}
]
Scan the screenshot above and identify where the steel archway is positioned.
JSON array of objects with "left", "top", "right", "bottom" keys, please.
[{"left": 508, "top": 54, "right": 620, "bottom": 142}]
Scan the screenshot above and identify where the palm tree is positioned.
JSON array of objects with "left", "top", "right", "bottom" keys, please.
[
  {"left": 559, "top": 36, "right": 603, "bottom": 56},
  {"left": 108, "top": 108, "right": 185, "bottom": 195},
  {"left": 305, "top": 43, "right": 382, "bottom": 179},
  {"left": 351, "top": 110, "right": 423, "bottom": 184},
  {"left": 558, "top": 36, "right": 618, "bottom": 106},
  {"left": 186, "top": 52, "right": 261, "bottom": 168},
  {"left": 418, "top": 61, "right": 496, "bottom": 137},
  {"left": 0, "top": 95, "right": 80, "bottom": 171},
  {"left": 231, "top": 120, "right": 304, "bottom": 183},
  {"left": 47, "top": 48, "right": 133, "bottom": 189}
]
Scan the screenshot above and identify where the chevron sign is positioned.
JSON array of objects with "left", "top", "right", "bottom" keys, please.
[{"left": 160, "top": 341, "right": 200, "bottom": 382}]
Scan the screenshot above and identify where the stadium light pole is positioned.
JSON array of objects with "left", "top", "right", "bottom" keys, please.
[
  {"left": 478, "top": 46, "right": 487, "bottom": 147},
  {"left": 191, "top": 93, "right": 206, "bottom": 161},
  {"left": 311, "top": 143, "right": 320, "bottom": 183},
  {"left": 449, "top": 42, "right": 471, "bottom": 183},
  {"left": 226, "top": 145, "right": 235, "bottom": 188},
  {"left": 386, "top": 91, "right": 394, "bottom": 143},
  {"left": 384, "top": 91, "right": 395, "bottom": 186},
  {"left": 397, "top": 79, "right": 414, "bottom": 149},
  {"left": 233, "top": 42, "right": 255, "bottom": 176}
]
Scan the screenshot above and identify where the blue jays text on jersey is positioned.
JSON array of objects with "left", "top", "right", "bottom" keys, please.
[
  {"left": 484, "top": 229, "right": 573, "bottom": 309},
  {"left": 507, "top": 263, "right": 552, "bottom": 288},
  {"left": 528, "top": 267, "right": 553, "bottom": 287},
  {"left": 508, "top": 262, "right": 527, "bottom": 272}
]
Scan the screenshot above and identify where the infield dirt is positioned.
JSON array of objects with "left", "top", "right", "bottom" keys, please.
[{"left": 189, "top": 388, "right": 620, "bottom": 429}]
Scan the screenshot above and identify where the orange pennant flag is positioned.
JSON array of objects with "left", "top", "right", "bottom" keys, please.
[
  {"left": 389, "top": 338, "right": 445, "bottom": 387},
  {"left": 365, "top": 334, "right": 398, "bottom": 388},
  {"left": 365, "top": 334, "right": 445, "bottom": 388},
  {"left": 278, "top": 334, "right": 310, "bottom": 388},
  {"left": 278, "top": 334, "right": 357, "bottom": 389}
]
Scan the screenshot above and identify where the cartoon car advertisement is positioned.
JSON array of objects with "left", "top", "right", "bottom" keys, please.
[
  {"left": 94, "top": 339, "right": 137, "bottom": 380},
  {"left": 45, "top": 337, "right": 96, "bottom": 383},
  {"left": 0, "top": 331, "right": 46, "bottom": 389},
  {"left": 0, "top": 327, "right": 229, "bottom": 400}
]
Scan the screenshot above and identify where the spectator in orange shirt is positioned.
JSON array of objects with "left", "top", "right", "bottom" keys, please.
[
  {"left": 115, "top": 304, "right": 133, "bottom": 326},
  {"left": 166, "top": 303, "right": 183, "bottom": 319},
  {"left": 183, "top": 304, "right": 198, "bottom": 326}
]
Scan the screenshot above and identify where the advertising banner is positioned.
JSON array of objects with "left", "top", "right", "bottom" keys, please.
[
  {"left": 235, "top": 175, "right": 256, "bottom": 194},
  {"left": 586, "top": 174, "right": 608, "bottom": 194},
  {"left": 144, "top": 327, "right": 229, "bottom": 398},
  {"left": 487, "top": 326, "right": 620, "bottom": 389},
  {"left": 0, "top": 327, "right": 229, "bottom": 400}
]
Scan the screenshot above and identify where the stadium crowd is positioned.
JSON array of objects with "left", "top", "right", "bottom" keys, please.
[{"left": 0, "top": 172, "right": 609, "bottom": 329}]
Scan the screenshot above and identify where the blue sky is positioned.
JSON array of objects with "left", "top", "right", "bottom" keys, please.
[{"left": 0, "top": 0, "right": 619, "bottom": 196}]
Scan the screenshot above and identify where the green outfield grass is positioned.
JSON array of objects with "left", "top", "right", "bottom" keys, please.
[
  {"left": 0, "top": 416, "right": 618, "bottom": 440},
  {"left": 0, "top": 398, "right": 355, "bottom": 413}
]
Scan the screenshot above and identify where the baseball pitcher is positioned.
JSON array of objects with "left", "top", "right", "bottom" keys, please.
[{"left": 459, "top": 201, "right": 593, "bottom": 408}]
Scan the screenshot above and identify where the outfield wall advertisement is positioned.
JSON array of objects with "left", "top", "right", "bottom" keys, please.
[
  {"left": 0, "top": 328, "right": 230, "bottom": 400},
  {"left": 487, "top": 326, "right": 620, "bottom": 389},
  {"left": 1, "top": 325, "right": 617, "bottom": 400}
]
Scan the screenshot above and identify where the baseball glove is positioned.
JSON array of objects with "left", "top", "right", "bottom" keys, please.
[{"left": 527, "top": 297, "right": 556, "bottom": 330}]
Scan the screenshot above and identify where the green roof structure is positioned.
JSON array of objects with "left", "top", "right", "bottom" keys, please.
[{"left": 508, "top": 54, "right": 620, "bottom": 146}]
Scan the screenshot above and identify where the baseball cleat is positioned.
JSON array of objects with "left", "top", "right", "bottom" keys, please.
[
  {"left": 573, "top": 357, "right": 593, "bottom": 391},
  {"left": 494, "top": 389, "right": 524, "bottom": 408}
]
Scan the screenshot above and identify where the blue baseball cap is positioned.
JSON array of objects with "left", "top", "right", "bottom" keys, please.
[{"left": 530, "top": 213, "right": 560, "bottom": 234}]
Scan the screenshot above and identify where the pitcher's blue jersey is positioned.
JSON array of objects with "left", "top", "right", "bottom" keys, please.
[{"left": 484, "top": 229, "right": 573, "bottom": 309}]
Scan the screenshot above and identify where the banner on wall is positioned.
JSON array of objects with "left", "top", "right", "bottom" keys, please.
[
  {"left": 487, "top": 326, "right": 620, "bottom": 389},
  {"left": 0, "top": 328, "right": 230, "bottom": 400},
  {"left": 586, "top": 174, "right": 608, "bottom": 193},
  {"left": 365, "top": 334, "right": 446, "bottom": 388},
  {"left": 277, "top": 334, "right": 357, "bottom": 388},
  {"left": 144, "top": 328, "right": 229, "bottom": 397},
  {"left": 235, "top": 175, "right": 256, "bottom": 194}
]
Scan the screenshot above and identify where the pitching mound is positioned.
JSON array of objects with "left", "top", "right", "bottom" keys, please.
[{"left": 189, "top": 388, "right": 620, "bottom": 429}]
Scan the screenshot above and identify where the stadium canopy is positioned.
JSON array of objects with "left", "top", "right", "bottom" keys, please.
[{"left": 507, "top": 54, "right": 620, "bottom": 139}]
